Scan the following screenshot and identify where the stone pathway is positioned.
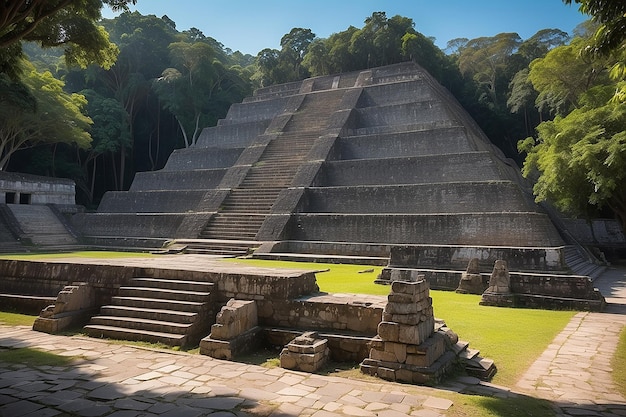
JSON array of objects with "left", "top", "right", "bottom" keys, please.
[
  {"left": 1, "top": 325, "right": 460, "bottom": 417},
  {"left": 517, "top": 266, "right": 626, "bottom": 417}
]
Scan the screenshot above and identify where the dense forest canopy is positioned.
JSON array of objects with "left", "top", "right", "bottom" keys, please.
[{"left": 0, "top": 1, "right": 624, "bottom": 231}]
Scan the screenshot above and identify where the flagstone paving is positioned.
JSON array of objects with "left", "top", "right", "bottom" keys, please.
[{"left": 1, "top": 265, "right": 625, "bottom": 416}]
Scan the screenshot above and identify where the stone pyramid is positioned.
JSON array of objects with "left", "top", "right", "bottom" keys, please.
[{"left": 72, "top": 62, "right": 565, "bottom": 269}]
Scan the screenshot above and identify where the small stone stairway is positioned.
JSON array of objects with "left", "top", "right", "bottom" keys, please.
[
  {"left": 453, "top": 339, "right": 497, "bottom": 380},
  {"left": 84, "top": 276, "right": 216, "bottom": 347},
  {"left": 564, "top": 245, "right": 607, "bottom": 280},
  {"left": 196, "top": 90, "right": 346, "bottom": 252},
  {"left": 8, "top": 204, "right": 77, "bottom": 246}
]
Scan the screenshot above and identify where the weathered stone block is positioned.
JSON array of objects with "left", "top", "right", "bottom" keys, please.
[
  {"left": 377, "top": 321, "right": 399, "bottom": 342},
  {"left": 210, "top": 299, "right": 257, "bottom": 341},
  {"left": 391, "top": 280, "right": 428, "bottom": 296}
]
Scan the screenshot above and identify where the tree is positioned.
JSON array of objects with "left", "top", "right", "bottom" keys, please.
[
  {"left": 563, "top": 0, "right": 626, "bottom": 56},
  {"left": 0, "top": 61, "right": 91, "bottom": 170},
  {"left": 280, "top": 28, "right": 314, "bottom": 80},
  {"left": 0, "top": 0, "right": 136, "bottom": 78},
  {"left": 519, "top": 86, "right": 626, "bottom": 229},
  {"left": 528, "top": 37, "right": 609, "bottom": 115},
  {"left": 457, "top": 33, "right": 523, "bottom": 109},
  {"left": 154, "top": 41, "right": 249, "bottom": 147},
  {"left": 78, "top": 89, "right": 130, "bottom": 203}
]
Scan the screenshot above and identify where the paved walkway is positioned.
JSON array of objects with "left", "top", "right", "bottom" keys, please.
[
  {"left": 1, "top": 264, "right": 626, "bottom": 416},
  {"left": 517, "top": 266, "right": 626, "bottom": 417}
]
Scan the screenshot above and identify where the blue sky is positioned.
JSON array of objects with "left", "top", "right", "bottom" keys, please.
[{"left": 104, "top": 0, "right": 589, "bottom": 55}]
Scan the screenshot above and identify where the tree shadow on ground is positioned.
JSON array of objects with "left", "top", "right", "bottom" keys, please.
[{"left": 0, "top": 342, "right": 287, "bottom": 417}]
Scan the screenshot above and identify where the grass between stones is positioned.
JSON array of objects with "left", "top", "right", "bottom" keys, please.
[{"left": 613, "top": 327, "right": 626, "bottom": 397}]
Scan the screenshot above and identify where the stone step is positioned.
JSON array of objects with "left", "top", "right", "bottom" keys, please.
[
  {"left": 89, "top": 315, "right": 193, "bottom": 335},
  {"left": 130, "top": 277, "right": 214, "bottom": 292},
  {"left": 83, "top": 324, "right": 188, "bottom": 346},
  {"left": 111, "top": 296, "right": 205, "bottom": 312},
  {"left": 118, "top": 287, "right": 212, "bottom": 303},
  {"left": 199, "top": 231, "right": 257, "bottom": 240},
  {"left": 100, "top": 305, "right": 198, "bottom": 323}
]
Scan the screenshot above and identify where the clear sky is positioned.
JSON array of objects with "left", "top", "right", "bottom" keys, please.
[{"left": 104, "top": 0, "right": 589, "bottom": 55}]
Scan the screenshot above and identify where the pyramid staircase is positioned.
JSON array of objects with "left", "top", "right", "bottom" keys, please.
[
  {"left": 84, "top": 275, "right": 216, "bottom": 347},
  {"left": 187, "top": 90, "right": 346, "bottom": 255}
]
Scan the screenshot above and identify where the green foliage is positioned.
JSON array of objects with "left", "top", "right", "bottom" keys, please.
[
  {"left": 563, "top": 0, "right": 626, "bottom": 56},
  {"left": 0, "top": 61, "right": 92, "bottom": 169},
  {"left": 520, "top": 88, "right": 626, "bottom": 227},
  {"left": 0, "top": 0, "right": 137, "bottom": 79}
]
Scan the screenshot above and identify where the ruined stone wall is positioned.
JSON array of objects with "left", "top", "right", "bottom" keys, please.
[
  {"left": 388, "top": 246, "right": 564, "bottom": 272},
  {"left": 256, "top": 293, "right": 384, "bottom": 335},
  {"left": 0, "top": 172, "right": 75, "bottom": 205}
]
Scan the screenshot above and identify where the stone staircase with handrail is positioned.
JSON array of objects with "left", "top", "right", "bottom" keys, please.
[
  {"left": 194, "top": 90, "right": 346, "bottom": 253},
  {"left": 84, "top": 275, "right": 216, "bottom": 347}
]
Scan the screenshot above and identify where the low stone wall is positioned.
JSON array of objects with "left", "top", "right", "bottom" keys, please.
[
  {"left": 378, "top": 267, "right": 605, "bottom": 311},
  {"left": 256, "top": 293, "right": 384, "bottom": 335},
  {"left": 0, "top": 260, "right": 137, "bottom": 309},
  {"left": 318, "top": 152, "right": 502, "bottom": 186},
  {"left": 129, "top": 169, "right": 226, "bottom": 192},
  {"left": 287, "top": 213, "right": 564, "bottom": 248},
  {"left": 388, "top": 245, "right": 565, "bottom": 272},
  {"left": 302, "top": 182, "right": 532, "bottom": 214},
  {"left": 337, "top": 127, "right": 474, "bottom": 160}
]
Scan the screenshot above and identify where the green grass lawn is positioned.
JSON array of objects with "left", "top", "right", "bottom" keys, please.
[
  {"left": 0, "top": 311, "right": 37, "bottom": 326},
  {"left": 225, "top": 258, "right": 575, "bottom": 386}
]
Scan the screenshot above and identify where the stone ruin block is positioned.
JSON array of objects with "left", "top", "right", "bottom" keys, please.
[
  {"left": 280, "top": 331, "right": 330, "bottom": 373},
  {"left": 456, "top": 258, "right": 486, "bottom": 294},
  {"left": 33, "top": 282, "right": 97, "bottom": 333},
  {"left": 199, "top": 299, "right": 261, "bottom": 360},
  {"left": 361, "top": 277, "right": 457, "bottom": 384},
  {"left": 480, "top": 260, "right": 515, "bottom": 307}
]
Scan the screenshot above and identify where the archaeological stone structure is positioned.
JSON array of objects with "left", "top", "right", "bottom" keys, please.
[{"left": 0, "top": 61, "right": 619, "bottom": 385}]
